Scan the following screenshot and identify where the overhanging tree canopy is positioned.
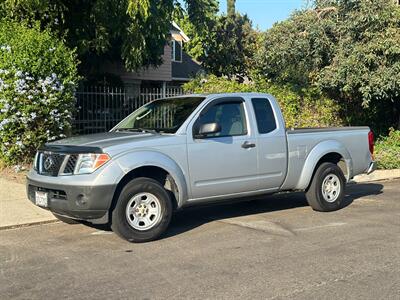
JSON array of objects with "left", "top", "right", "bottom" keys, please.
[
  {"left": 0, "top": 0, "right": 219, "bottom": 72},
  {"left": 257, "top": 0, "right": 400, "bottom": 130}
]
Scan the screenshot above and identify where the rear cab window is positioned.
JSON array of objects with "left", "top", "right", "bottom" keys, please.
[{"left": 251, "top": 98, "right": 277, "bottom": 134}]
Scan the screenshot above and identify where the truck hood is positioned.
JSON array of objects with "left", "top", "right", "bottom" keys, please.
[{"left": 45, "top": 132, "right": 178, "bottom": 153}]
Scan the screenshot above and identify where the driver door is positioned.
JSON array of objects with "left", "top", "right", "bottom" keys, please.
[{"left": 186, "top": 97, "right": 259, "bottom": 200}]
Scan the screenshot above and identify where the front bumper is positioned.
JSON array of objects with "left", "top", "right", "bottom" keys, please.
[
  {"left": 26, "top": 173, "right": 116, "bottom": 222},
  {"left": 366, "top": 161, "right": 377, "bottom": 175}
]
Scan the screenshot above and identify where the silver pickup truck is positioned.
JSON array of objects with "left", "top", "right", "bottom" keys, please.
[{"left": 27, "top": 93, "right": 376, "bottom": 242}]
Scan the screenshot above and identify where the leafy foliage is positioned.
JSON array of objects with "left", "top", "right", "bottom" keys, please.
[
  {"left": 183, "top": 75, "right": 343, "bottom": 128},
  {"left": 125, "top": 0, "right": 174, "bottom": 70},
  {"left": 0, "top": 0, "right": 220, "bottom": 73},
  {"left": 375, "top": 129, "right": 400, "bottom": 169},
  {"left": 201, "top": 13, "right": 259, "bottom": 77},
  {"left": 0, "top": 21, "right": 78, "bottom": 164},
  {"left": 256, "top": 0, "right": 400, "bottom": 132},
  {"left": 176, "top": 0, "right": 259, "bottom": 78},
  {"left": 227, "top": 0, "right": 235, "bottom": 16},
  {"left": 174, "top": 0, "right": 219, "bottom": 61}
]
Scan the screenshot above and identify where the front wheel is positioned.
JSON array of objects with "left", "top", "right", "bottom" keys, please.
[
  {"left": 111, "top": 177, "right": 173, "bottom": 243},
  {"left": 306, "top": 162, "right": 346, "bottom": 212}
]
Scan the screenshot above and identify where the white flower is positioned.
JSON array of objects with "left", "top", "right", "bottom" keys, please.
[
  {"left": 15, "top": 78, "right": 28, "bottom": 94},
  {"left": 1, "top": 103, "right": 11, "bottom": 112},
  {"left": 30, "top": 112, "right": 37, "bottom": 119},
  {"left": 0, "top": 45, "right": 11, "bottom": 52},
  {"left": 13, "top": 165, "right": 22, "bottom": 173}
]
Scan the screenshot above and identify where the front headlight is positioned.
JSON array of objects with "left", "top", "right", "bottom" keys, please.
[
  {"left": 75, "top": 153, "right": 111, "bottom": 175},
  {"left": 33, "top": 152, "right": 39, "bottom": 171}
]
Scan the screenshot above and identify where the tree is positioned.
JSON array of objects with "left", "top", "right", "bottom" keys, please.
[
  {"left": 0, "top": 0, "right": 219, "bottom": 74},
  {"left": 227, "top": 0, "right": 236, "bottom": 16},
  {"left": 174, "top": 0, "right": 219, "bottom": 61},
  {"left": 201, "top": 13, "right": 258, "bottom": 77},
  {"left": 175, "top": 0, "right": 260, "bottom": 78},
  {"left": 316, "top": 0, "right": 400, "bottom": 130},
  {"left": 257, "top": 0, "right": 400, "bottom": 131}
]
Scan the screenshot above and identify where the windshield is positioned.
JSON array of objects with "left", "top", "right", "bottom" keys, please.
[{"left": 113, "top": 96, "right": 206, "bottom": 134}]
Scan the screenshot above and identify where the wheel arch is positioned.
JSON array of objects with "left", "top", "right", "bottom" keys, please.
[
  {"left": 295, "top": 140, "right": 353, "bottom": 190},
  {"left": 109, "top": 151, "right": 189, "bottom": 212}
]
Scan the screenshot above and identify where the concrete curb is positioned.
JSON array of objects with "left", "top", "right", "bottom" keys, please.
[
  {"left": 352, "top": 169, "right": 400, "bottom": 183},
  {"left": 0, "top": 219, "right": 60, "bottom": 231}
]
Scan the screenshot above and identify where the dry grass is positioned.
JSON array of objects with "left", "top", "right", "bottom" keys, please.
[{"left": 0, "top": 161, "right": 30, "bottom": 184}]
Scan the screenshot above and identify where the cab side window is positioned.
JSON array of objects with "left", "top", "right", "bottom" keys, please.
[
  {"left": 197, "top": 101, "right": 247, "bottom": 138},
  {"left": 251, "top": 98, "right": 277, "bottom": 134}
]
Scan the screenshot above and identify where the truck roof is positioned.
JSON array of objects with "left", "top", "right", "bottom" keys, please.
[{"left": 165, "top": 92, "right": 274, "bottom": 99}]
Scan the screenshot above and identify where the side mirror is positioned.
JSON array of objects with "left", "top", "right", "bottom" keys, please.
[{"left": 194, "top": 122, "right": 221, "bottom": 138}]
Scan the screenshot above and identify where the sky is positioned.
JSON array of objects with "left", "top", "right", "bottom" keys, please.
[{"left": 219, "top": 0, "right": 308, "bottom": 30}]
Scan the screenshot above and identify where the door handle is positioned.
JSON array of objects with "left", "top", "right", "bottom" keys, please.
[{"left": 241, "top": 141, "right": 256, "bottom": 149}]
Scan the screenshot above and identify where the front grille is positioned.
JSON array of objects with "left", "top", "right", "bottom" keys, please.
[
  {"left": 36, "top": 152, "right": 79, "bottom": 176},
  {"left": 63, "top": 154, "right": 78, "bottom": 174},
  {"left": 37, "top": 152, "right": 66, "bottom": 176}
]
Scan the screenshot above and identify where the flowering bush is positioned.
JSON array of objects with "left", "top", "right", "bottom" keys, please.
[{"left": 0, "top": 21, "right": 78, "bottom": 165}]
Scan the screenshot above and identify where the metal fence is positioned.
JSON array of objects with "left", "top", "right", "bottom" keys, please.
[{"left": 73, "top": 86, "right": 185, "bottom": 135}]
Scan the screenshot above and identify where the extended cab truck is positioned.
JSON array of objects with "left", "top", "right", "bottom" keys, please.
[{"left": 27, "top": 93, "right": 376, "bottom": 242}]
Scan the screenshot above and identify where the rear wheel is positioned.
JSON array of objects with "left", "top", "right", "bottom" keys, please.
[
  {"left": 306, "top": 162, "right": 346, "bottom": 212},
  {"left": 111, "top": 177, "right": 172, "bottom": 243}
]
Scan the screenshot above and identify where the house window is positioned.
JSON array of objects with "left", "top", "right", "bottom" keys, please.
[{"left": 172, "top": 40, "right": 182, "bottom": 62}]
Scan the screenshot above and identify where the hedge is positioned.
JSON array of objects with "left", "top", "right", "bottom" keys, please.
[
  {"left": 375, "top": 129, "right": 400, "bottom": 170},
  {"left": 183, "top": 75, "right": 343, "bottom": 128}
]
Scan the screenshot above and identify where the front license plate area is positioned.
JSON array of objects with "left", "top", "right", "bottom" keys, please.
[{"left": 35, "top": 191, "right": 48, "bottom": 207}]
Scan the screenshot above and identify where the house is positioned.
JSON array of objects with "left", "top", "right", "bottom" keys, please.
[{"left": 99, "top": 22, "right": 203, "bottom": 93}]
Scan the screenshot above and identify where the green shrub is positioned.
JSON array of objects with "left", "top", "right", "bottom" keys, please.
[
  {"left": 375, "top": 128, "right": 400, "bottom": 170},
  {"left": 183, "top": 75, "right": 343, "bottom": 128},
  {"left": 0, "top": 21, "right": 79, "bottom": 165}
]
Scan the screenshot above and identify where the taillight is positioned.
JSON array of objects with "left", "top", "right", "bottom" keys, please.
[{"left": 368, "top": 130, "right": 374, "bottom": 156}]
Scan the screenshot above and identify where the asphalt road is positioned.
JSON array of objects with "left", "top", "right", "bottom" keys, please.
[{"left": 1, "top": 179, "right": 399, "bottom": 299}]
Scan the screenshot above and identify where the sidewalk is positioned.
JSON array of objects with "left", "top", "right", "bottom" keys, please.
[
  {"left": 352, "top": 169, "right": 400, "bottom": 183},
  {"left": 0, "top": 177, "right": 56, "bottom": 230}
]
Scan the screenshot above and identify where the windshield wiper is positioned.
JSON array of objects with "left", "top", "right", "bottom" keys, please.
[{"left": 116, "top": 128, "right": 161, "bottom": 134}]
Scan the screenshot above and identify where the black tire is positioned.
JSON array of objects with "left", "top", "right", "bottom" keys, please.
[
  {"left": 305, "top": 162, "right": 346, "bottom": 212},
  {"left": 52, "top": 213, "right": 80, "bottom": 224},
  {"left": 111, "top": 177, "right": 173, "bottom": 243}
]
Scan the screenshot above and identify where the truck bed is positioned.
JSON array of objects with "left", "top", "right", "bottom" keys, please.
[
  {"left": 286, "top": 126, "right": 369, "bottom": 134},
  {"left": 281, "top": 126, "right": 372, "bottom": 190}
]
